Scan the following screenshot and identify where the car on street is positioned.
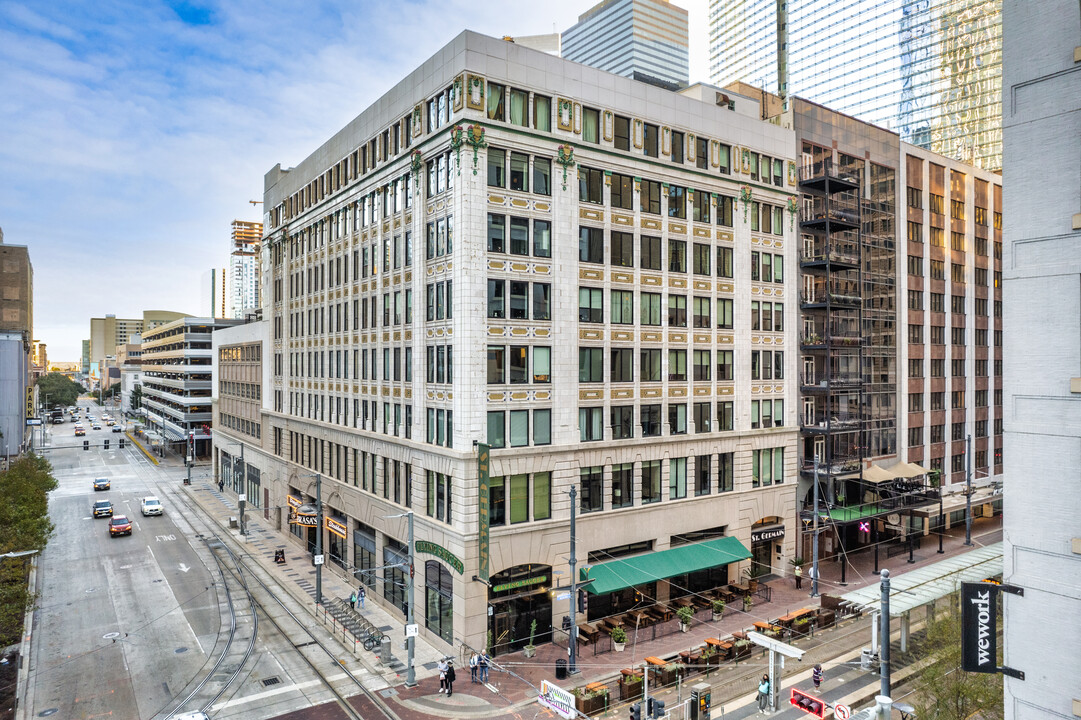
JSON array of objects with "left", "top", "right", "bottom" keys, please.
[
  {"left": 92, "top": 500, "right": 113, "bottom": 518},
  {"left": 93, "top": 478, "right": 110, "bottom": 491},
  {"left": 141, "top": 496, "right": 163, "bottom": 516},
  {"left": 74, "top": 426, "right": 85, "bottom": 437},
  {"left": 106, "top": 419, "right": 116, "bottom": 426},
  {"left": 111, "top": 425, "right": 123, "bottom": 433},
  {"left": 108, "top": 515, "right": 133, "bottom": 537},
  {"left": 92, "top": 423, "right": 102, "bottom": 430}
]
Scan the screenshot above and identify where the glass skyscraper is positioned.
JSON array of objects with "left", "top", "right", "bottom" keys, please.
[
  {"left": 564, "top": 0, "right": 690, "bottom": 89},
  {"left": 709, "top": 0, "right": 1002, "bottom": 171}
]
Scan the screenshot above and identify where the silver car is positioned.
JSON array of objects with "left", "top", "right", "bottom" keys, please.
[{"left": 140, "top": 496, "right": 163, "bottom": 516}]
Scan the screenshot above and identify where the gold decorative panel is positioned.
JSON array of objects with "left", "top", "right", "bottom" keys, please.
[
  {"left": 510, "top": 262, "right": 529, "bottom": 272},
  {"left": 641, "top": 387, "right": 661, "bottom": 398},
  {"left": 488, "top": 392, "right": 504, "bottom": 402},
  {"left": 694, "top": 227, "right": 711, "bottom": 238},
  {"left": 535, "top": 328, "right": 550, "bottom": 338},
  {"left": 580, "top": 208, "right": 604, "bottom": 222},
  {"left": 579, "top": 329, "right": 603, "bottom": 341},
  {"left": 642, "top": 218, "right": 661, "bottom": 230},
  {"left": 466, "top": 74, "right": 485, "bottom": 110},
  {"left": 612, "top": 330, "right": 634, "bottom": 342},
  {"left": 717, "top": 231, "right": 733, "bottom": 243},
  {"left": 694, "top": 333, "right": 711, "bottom": 344},
  {"left": 579, "top": 389, "right": 603, "bottom": 401},
  {"left": 718, "top": 282, "right": 734, "bottom": 293},
  {"left": 642, "top": 331, "right": 662, "bottom": 343},
  {"left": 510, "top": 327, "right": 529, "bottom": 336},
  {"left": 535, "top": 391, "right": 550, "bottom": 401},
  {"left": 612, "top": 272, "right": 634, "bottom": 284},
  {"left": 669, "top": 222, "right": 686, "bottom": 235},
  {"left": 718, "top": 335, "right": 733, "bottom": 344},
  {"left": 693, "top": 280, "right": 711, "bottom": 291},
  {"left": 510, "top": 198, "right": 529, "bottom": 208},
  {"left": 488, "top": 327, "right": 506, "bottom": 336},
  {"left": 510, "top": 392, "right": 529, "bottom": 401},
  {"left": 488, "top": 260, "right": 505, "bottom": 271},
  {"left": 669, "top": 387, "right": 687, "bottom": 398},
  {"left": 718, "top": 385, "right": 734, "bottom": 395},
  {"left": 580, "top": 268, "right": 604, "bottom": 281},
  {"left": 668, "top": 277, "right": 687, "bottom": 289},
  {"left": 489, "top": 194, "right": 506, "bottom": 204},
  {"left": 641, "top": 275, "right": 661, "bottom": 286},
  {"left": 612, "top": 389, "right": 633, "bottom": 399},
  {"left": 613, "top": 213, "right": 633, "bottom": 226},
  {"left": 693, "top": 386, "right": 712, "bottom": 397},
  {"left": 668, "top": 332, "right": 687, "bottom": 343},
  {"left": 535, "top": 202, "right": 550, "bottom": 212}
]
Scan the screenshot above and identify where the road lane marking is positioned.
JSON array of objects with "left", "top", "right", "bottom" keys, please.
[{"left": 209, "top": 673, "right": 351, "bottom": 711}]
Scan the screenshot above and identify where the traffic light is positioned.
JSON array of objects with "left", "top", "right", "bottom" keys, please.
[
  {"left": 104, "top": 439, "right": 110, "bottom": 450},
  {"left": 630, "top": 702, "right": 642, "bottom": 720},
  {"left": 790, "top": 688, "right": 826, "bottom": 718},
  {"left": 652, "top": 699, "right": 665, "bottom": 718},
  {"left": 83, "top": 440, "right": 89, "bottom": 451},
  {"left": 647, "top": 698, "right": 654, "bottom": 717},
  {"left": 577, "top": 589, "right": 588, "bottom": 614},
  {"left": 119, "top": 438, "right": 125, "bottom": 448}
]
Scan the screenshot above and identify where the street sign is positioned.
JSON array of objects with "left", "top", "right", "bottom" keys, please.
[
  {"left": 405, "top": 623, "right": 418, "bottom": 638},
  {"left": 834, "top": 703, "right": 851, "bottom": 720},
  {"left": 238, "top": 493, "right": 246, "bottom": 502},
  {"left": 25, "top": 418, "right": 43, "bottom": 426},
  {"left": 313, "top": 554, "right": 325, "bottom": 566},
  {"left": 556, "top": 591, "right": 571, "bottom": 601}
]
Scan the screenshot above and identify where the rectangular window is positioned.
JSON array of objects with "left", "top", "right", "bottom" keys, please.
[
  {"left": 533, "top": 219, "right": 552, "bottom": 258},
  {"left": 640, "top": 349, "right": 661, "bottom": 381},
  {"left": 582, "top": 107, "right": 600, "bottom": 143},
  {"left": 717, "top": 196, "right": 734, "bottom": 227},
  {"left": 534, "top": 410, "right": 551, "bottom": 446},
  {"left": 693, "top": 348, "right": 711, "bottom": 380},
  {"left": 487, "top": 213, "right": 505, "bottom": 253},
  {"left": 579, "top": 226, "right": 603, "bottom": 263},
  {"left": 487, "top": 279, "right": 505, "bottom": 318},
  {"left": 693, "top": 402, "right": 711, "bottom": 433},
  {"left": 580, "top": 466, "right": 603, "bottom": 512},
  {"left": 640, "top": 292, "right": 662, "bottom": 326},
  {"left": 579, "top": 167, "right": 604, "bottom": 204},
  {"left": 611, "top": 231, "right": 634, "bottom": 267},
  {"left": 578, "top": 287, "right": 603, "bottom": 323},
  {"left": 533, "top": 282, "right": 551, "bottom": 320},
  {"left": 509, "top": 281, "right": 528, "bottom": 320},
  {"left": 487, "top": 411, "right": 505, "bottom": 448},
  {"left": 668, "top": 349, "right": 687, "bottom": 381},
  {"left": 640, "top": 404, "right": 661, "bottom": 436},
  {"left": 614, "top": 115, "right": 631, "bottom": 151},
  {"left": 509, "top": 411, "right": 529, "bottom": 448},
  {"left": 611, "top": 290, "right": 634, "bottom": 324},
  {"left": 693, "top": 243, "right": 711, "bottom": 275},
  {"left": 640, "top": 179, "right": 661, "bottom": 214},
  {"left": 716, "top": 350, "right": 733, "bottom": 381},
  {"left": 533, "top": 346, "right": 551, "bottom": 383},
  {"left": 487, "top": 147, "right": 505, "bottom": 188},
  {"left": 667, "top": 294, "right": 687, "bottom": 327},
  {"left": 668, "top": 186, "right": 686, "bottom": 219},
  {"left": 612, "top": 463, "right": 633, "bottom": 508},
  {"left": 643, "top": 123, "right": 658, "bottom": 157},
  {"left": 668, "top": 238, "right": 686, "bottom": 272},
  {"left": 533, "top": 95, "right": 551, "bottom": 131},
  {"left": 641, "top": 460, "right": 661, "bottom": 504},
  {"left": 533, "top": 157, "right": 551, "bottom": 196},
  {"left": 611, "top": 405, "right": 634, "bottom": 440},
  {"left": 611, "top": 173, "right": 634, "bottom": 210},
  {"left": 668, "top": 403, "right": 687, "bottom": 434},
  {"left": 579, "top": 347, "right": 603, "bottom": 382},
  {"left": 509, "top": 217, "right": 529, "bottom": 255},
  {"left": 669, "top": 457, "right": 687, "bottom": 499},
  {"left": 508, "top": 346, "right": 528, "bottom": 384},
  {"left": 671, "top": 131, "right": 684, "bottom": 163},
  {"left": 579, "top": 408, "right": 603, "bottom": 442},
  {"left": 717, "top": 401, "right": 733, "bottom": 431},
  {"left": 641, "top": 235, "right": 662, "bottom": 270}
]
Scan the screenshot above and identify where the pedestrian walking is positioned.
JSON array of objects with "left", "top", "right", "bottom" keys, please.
[
  {"left": 445, "top": 661, "right": 456, "bottom": 696},
  {"left": 469, "top": 651, "right": 479, "bottom": 683},
  {"left": 218, "top": 479, "right": 224, "bottom": 493},
  {"left": 757, "top": 674, "right": 770, "bottom": 713},
  {"left": 812, "top": 664, "right": 823, "bottom": 689},
  {"left": 359, "top": 587, "right": 366, "bottom": 608},
  {"left": 350, "top": 590, "right": 357, "bottom": 609},
  {"left": 437, "top": 659, "right": 448, "bottom": 693},
  {"left": 479, "top": 651, "right": 489, "bottom": 683},
  {"left": 794, "top": 564, "right": 803, "bottom": 590}
]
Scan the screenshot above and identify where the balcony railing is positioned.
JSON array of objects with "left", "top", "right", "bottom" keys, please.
[
  {"left": 801, "top": 413, "right": 862, "bottom": 430},
  {"left": 799, "top": 158, "right": 863, "bottom": 185},
  {"left": 803, "top": 195, "right": 860, "bottom": 225},
  {"left": 800, "top": 374, "right": 864, "bottom": 389}
]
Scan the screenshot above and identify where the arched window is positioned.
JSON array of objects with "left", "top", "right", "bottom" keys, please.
[{"left": 425, "top": 560, "right": 453, "bottom": 643}]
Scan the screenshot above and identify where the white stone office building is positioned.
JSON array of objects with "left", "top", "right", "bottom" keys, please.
[
  {"left": 1001, "top": 1, "right": 1081, "bottom": 717},
  {"left": 251, "top": 31, "right": 801, "bottom": 655}
]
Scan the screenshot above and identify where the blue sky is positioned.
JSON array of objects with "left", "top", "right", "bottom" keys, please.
[{"left": 0, "top": 0, "right": 708, "bottom": 361}]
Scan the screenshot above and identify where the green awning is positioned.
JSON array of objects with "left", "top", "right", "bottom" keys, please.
[{"left": 580, "top": 536, "right": 751, "bottom": 595}]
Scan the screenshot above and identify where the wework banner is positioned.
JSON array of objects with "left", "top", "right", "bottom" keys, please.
[
  {"left": 961, "top": 581, "right": 998, "bottom": 673},
  {"left": 477, "top": 443, "right": 490, "bottom": 583}
]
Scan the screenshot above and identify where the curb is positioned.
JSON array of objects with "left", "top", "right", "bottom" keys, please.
[
  {"left": 126, "top": 432, "right": 158, "bottom": 465},
  {"left": 14, "top": 556, "right": 38, "bottom": 720}
]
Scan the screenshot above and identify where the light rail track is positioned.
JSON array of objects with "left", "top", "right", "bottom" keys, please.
[{"left": 125, "top": 450, "right": 402, "bottom": 720}]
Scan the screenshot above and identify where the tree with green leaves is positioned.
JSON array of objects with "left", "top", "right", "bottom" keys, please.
[
  {"left": 34, "top": 372, "right": 82, "bottom": 409},
  {"left": 0, "top": 454, "right": 57, "bottom": 645},
  {"left": 913, "top": 595, "right": 1003, "bottom": 720}
]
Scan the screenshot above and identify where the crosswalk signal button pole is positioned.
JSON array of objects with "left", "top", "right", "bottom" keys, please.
[{"left": 790, "top": 688, "right": 826, "bottom": 718}]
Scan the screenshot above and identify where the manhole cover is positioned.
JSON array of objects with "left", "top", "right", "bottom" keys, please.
[
  {"left": 175, "top": 647, "right": 188, "bottom": 654},
  {"left": 102, "top": 632, "right": 120, "bottom": 639},
  {"left": 262, "top": 676, "right": 281, "bottom": 687},
  {"left": 38, "top": 710, "right": 59, "bottom": 717}
]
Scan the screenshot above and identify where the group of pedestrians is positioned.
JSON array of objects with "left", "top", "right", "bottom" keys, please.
[
  {"left": 437, "top": 658, "right": 456, "bottom": 695},
  {"left": 468, "top": 650, "right": 490, "bottom": 684},
  {"left": 348, "top": 588, "right": 366, "bottom": 609},
  {"left": 757, "top": 664, "right": 824, "bottom": 714}
]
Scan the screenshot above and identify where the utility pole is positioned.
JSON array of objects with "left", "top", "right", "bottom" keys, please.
[
  {"left": 568, "top": 485, "right": 579, "bottom": 674},
  {"left": 964, "top": 434, "right": 973, "bottom": 546},
  {"left": 315, "top": 472, "right": 323, "bottom": 605},
  {"left": 880, "top": 569, "right": 891, "bottom": 696},
  {"left": 811, "top": 453, "right": 820, "bottom": 597},
  {"left": 406, "top": 511, "right": 416, "bottom": 687},
  {"left": 937, "top": 477, "right": 945, "bottom": 553},
  {"left": 239, "top": 443, "right": 247, "bottom": 536}
]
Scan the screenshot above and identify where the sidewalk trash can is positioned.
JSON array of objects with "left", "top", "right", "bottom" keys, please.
[
  {"left": 861, "top": 648, "right": 875, "bottom": 670},
  {"left": 381, "top": 636, "right": 392, "bottom": 663},
  {"left": 556, "top": 659, "right": 568, "bottom": 680}
]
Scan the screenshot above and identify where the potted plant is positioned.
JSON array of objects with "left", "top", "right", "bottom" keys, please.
[
  {"left": 676, "top": 605, "right": 694, "bottom": 632},
  {"left": 711, "top": 599, "right": 726, "bottom": 621},
  {"left": 701, "top": 645, "right": 720, "bottom": 667},
  {"left": 610, "top": 625, "right": 627, "bottom": 652},
  {"left": 742, "top": 565, "right": 765, "bottom": 592},
  {"left": 732, "top": 638, "right": 751, "bottom": 659},
  {"left": 523, "top": 619, "right": 537, "bottom": 658},
  {"left": 791, "top": 616, "right": 812, "bottom": 637},
  {"left": 743, "top": 595, "right": 753, "bottom": 613}
]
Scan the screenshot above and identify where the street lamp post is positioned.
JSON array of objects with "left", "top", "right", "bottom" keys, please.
[
  {"left": 386, "top": 510, "right": 417, "bottom": 687},
  {"left": 221, "top": 440, "right": 247, "bottom": 535},
  {"left": 964, "top": 434, "right": 973, "bottom": 546}
]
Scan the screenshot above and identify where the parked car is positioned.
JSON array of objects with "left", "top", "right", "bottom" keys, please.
[
  {"left": 92, "top": 500, "right": 113, "bottom": 518},
  {"left": 93, "top": 478, "right": 110, "bottom": 491},
  {"left": 140, "top": 497, "right": 163, "bottom": 516},
  {"left": 109, "top": 515, "right": 133, "bottom": 537}
]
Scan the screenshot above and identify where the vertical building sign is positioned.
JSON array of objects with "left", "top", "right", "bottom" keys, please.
[
  {"left": 961, "top": 581, "right": 997, "bottom": 673},
  {"left": 25, "top": 387, "right": 34, "bottom": 419},
  {"left": 477, "top": 443, "right": 490, "bottom": 583}
]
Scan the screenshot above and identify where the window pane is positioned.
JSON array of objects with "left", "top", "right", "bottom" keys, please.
[
  {"left": 533, "top": 347, "right": 551, "bottom": 382},
  {"left": 509, "top": 411, "right": 529, "bottom": 448},
  {"left": 533, "top": 471, "right": 551, "bottom": 518},
  {"left": 487, "top": 148, "right": 505, "bottom": 187},
  {"left": 533, "top": 409, "right": 551, "bottom": 446},
  {"left": 487, "top": 411, "right": 504, "bottom": 447}
]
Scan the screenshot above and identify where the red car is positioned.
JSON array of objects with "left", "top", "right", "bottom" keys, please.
[{"left": 109, "top": 515, "right": 133, "bottom": 537}]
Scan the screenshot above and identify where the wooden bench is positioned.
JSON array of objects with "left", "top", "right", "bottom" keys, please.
[
  {"left": 753, "top": 621, "right": 782, "bottom": 633},
  {"left": 705, "top": 637, "right": 733, "bottom": 650},
  {"left": 645, "top": 656, "right": 667, "bottom": 667},
  {"left": 585, "top": 682, "right": 607, "bottom": 693},
  {"left": 777, "top": 607, "right": 817, "bottom": 626}
]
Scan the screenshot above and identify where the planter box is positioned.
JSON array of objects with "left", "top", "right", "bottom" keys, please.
[
  {"left": 576, "top": 692, "right": 609, "bottom": 716},
  {"left": 817, "top": 609, "right": 836, "bottom": 628},
  {"left": 732, "top": 642, "right": 752, "bottom": 660},
  {"left": 618, "top": 678, "right": 643, "bottom": 701}
]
